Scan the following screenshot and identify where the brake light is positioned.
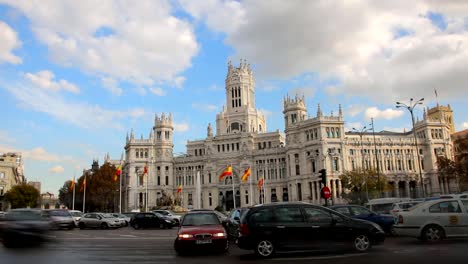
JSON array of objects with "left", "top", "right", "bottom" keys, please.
[
  {"left": 398, "top": 215, "right": 403, "bottom": 224},
  {"left": 240, "top": 223, "right": 250, "bottom": 236}
]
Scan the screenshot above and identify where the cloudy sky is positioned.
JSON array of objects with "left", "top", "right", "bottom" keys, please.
[{"left": 1, "top": 0, "right": 468, "bottom": 194}]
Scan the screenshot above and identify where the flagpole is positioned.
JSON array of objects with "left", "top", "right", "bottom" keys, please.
[
  {"left": 146, "top": 160, "right": 149, "bottom": 212},
  {"left": 119, "top": 155, "right": 123, "bottom": 214},
  {"left": 72, "top": 174, "right": 75, "bottom": 211},
  {"left": 249, "top": 166, "right": 253, "bottom": 206},
  {"left": 231, "top": 164, "right": 236, "bottom": 209},
  {"left": 83, "top": 173, "right": 86, "bottom": 213}
]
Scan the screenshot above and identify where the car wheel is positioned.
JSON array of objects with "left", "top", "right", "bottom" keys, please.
[
  {"left": 422, "top": 225, "right": 444, "bottom": 242},
  {"left": 79, "top": 222, "right": 86, "bottom": 230},
  {"left": 255, "top": 239, "right": 275, "bottom": 258},
  {"left": 101, "top": 223, "right": 109, "bottom": 230},
  {"left": 125, "top": 221, "right": 128, "bottom": 227},
  {"left": 133, "top": 223, "right": 140, "bottom": 230},
  {"left": 353, "top": 234, "right": 371, "bottom": 252}
]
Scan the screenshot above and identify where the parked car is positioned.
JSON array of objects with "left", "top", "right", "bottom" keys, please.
[
  {"left": 78, "top": 213, "right": 121, "bottom": 229},
  {"left": 152, "top": 210, "right": 181, "bottom": 225},
  {"left": 237, "top": 202, "right": 385, "bottom": 258},
  {"left": 393, "top": 198, "right": 468, "bottom": 242},
  {"left": 0, "top": 209, "right": 50, "bottom": 247},
  {"left": 122, "top": 212, "right": 137, "bottom": 221},
  {"left": 330, "top": 205, "right": 395, "bottom": 234},
  {"left": 389, "top": 201, "right": 423, "bottom": 217},
  {"left": 112, "top": 213, "right": 130, "bottom": 226},
  {"left": 174, "top": 210, "right": 228, "bottom": 255},
  {"left": 130, "top": 212, "right": 175, "bottom": 229},
  {"left": 69, "top": 210, "right": 83, "bottom": 227},
  {"left": 225, "top": 207, "right": 250, "bottom": 242},
  {"left": 190, "top": 209, "right": 228, "bottom": 223},
  {"left": 42, "top": 209, "right": 75, "bottom": 230}
]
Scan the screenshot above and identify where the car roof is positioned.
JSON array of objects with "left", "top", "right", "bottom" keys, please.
[{"left": 185, "top": 210, "right": 218, "bottom": 215}]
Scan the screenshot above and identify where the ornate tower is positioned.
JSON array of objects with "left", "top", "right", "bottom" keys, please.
[
  {"left": 283, "top": 95, "right": 308, "bottom": 129},
  {"left": 427, "top": 104, "right": 455, "bottom": 134},
  {"left": 153, "top": 113, "right": 174, "bottom": 188}
]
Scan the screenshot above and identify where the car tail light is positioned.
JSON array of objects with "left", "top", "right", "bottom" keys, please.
[
  {"left": 398, "top": 215, "right": 403, "bottom": 224},
  {"left": 240, "top": 223, "right": 250, "bottom": 236}
]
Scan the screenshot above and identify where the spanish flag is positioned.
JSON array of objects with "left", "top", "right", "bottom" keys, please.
[
  {"left": 177, "top": 185, "right": 182, "bottom": 194},
  {"left": 113, "top": 164, "right": 122, "bottom": 182},
  {"left": 257, "top": 177, "right": 264, "bottom": 190},
  {"left": 79, "top": 177, "right": 86, "bottom": 192},
  {"left": 69, "top": 177, "right": 75, "bottom": 192},
  {"left": 219, "top": 165, "right": 232, "bottom": 180},
  {"left": 241, "top": 167, "right": 251, "bottom": 182},
  {"left": 143, "top": 162, "right": 148, "bottom": 176}
]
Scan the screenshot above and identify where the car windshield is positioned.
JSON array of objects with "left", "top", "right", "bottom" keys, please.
[
  {"left": 49, "top": 210, "right": 71, "bottom": 217},
  {"left": 70, "top": 212, "right": 82, "bottom": 217},
  {"left": 153, "top": 212, "right": 163, "bottom": 217},
  {"left": 103, "top": 214, "right": 115, "bottom": 218},
  {"left": 157, "top": 211, "right": 170, "bottom": 215},
  {"left": 181, "top": 213, "right": 220, "bottom": 226}
]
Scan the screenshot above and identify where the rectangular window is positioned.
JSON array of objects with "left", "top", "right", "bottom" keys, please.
[
  {"left": 165, "top": 176, "right": 169, "bottom": 185},
  {"left": 157, "top": 176, "right": 161, "bottom": 185},
  {"left": 296, "top": 164, "right": 300, "bottom": 175},
  {"left": 237, "top": 143, "right": 240, "bottom": 150},
  {"left": 312, "top": 161, "right": 316, "bottom": 173},
  {"left": 218, "top": 145, "right": 220, "bottom": 152},
  {"left": 209, "top": 173, "right": 212, "bottom": 183}
]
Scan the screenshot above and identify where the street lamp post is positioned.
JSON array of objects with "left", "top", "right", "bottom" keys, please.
[
  {"left": 396, "top": 98, "right": 426, "bottom": 198},
  {"left": 370, "top": 118, "right": 382, "bottom": 198},
  {"left": 352, "top": 126, "right": 372, "bottom": 202}
]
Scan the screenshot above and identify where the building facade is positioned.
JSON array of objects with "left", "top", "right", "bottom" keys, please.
[
  {"left": 0, "top": 152, "right": 25, "bottom": 211},
  {"left": 121, "top": 61, "right": 455, "bottom": 212}
]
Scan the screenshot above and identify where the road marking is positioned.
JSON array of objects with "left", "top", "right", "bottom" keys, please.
[
  {"left": 269, "top": 252, "right": 367, "bottom": 261},
  {"left": 119, "top": 234, "right": 137, "bottom": 237},
  {"left": 57, "top": 237, "right": 174, "bottom": 240}
]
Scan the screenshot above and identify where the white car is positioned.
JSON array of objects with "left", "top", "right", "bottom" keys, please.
[
  {"left": 69, "top": 210, "right": 83, "bottom": 227},
  {"left": 390, "top": 201, "right": 423, "bottom": 217},
  {"left": 112, "top": 213, "right": 130, "bottom": 226},
  {"left": 393, "top": 198, "right": 468, "bottom": 242}
]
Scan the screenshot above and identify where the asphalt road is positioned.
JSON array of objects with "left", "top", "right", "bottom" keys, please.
[{"left": 1, "top": 227, "right": 468, "bottom": 264}]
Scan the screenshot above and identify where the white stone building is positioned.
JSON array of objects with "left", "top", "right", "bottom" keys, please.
[{"left": 120, "top": 61, "right": 454, "bottom": 212}]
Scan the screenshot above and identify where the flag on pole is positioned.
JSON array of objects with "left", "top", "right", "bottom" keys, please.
[
  {"left": 177, "top": 185, "right": 183, "bottom": 194},
  {"left": 113, "top": 164, "right": 122, "bottom": 182},
  {"left": 79, "top": 177, "right": 86, "bottom": 192},
  {"left": 241, "top": 167, "right": 251, "bottom": 182},
  {"left": 219, "top": 165, "right": 232, "bottom": 180},
  {"left": 143, "top": 162, "right": 148, "bottom": 176},
  {"left": 69, "top": 177, "right": 75, "bottom": 192},
  {"left": 257, "top": 177, "right": 264, "bottom": 190}
]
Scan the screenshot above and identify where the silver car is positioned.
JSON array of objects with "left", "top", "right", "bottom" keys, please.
[
  {"left": 78, "top": 213, "right": 121, "bottom": 229},
  {"left": 112, "top": 213, "right": 130, "bottom": 226},
  {"left": 42, "top": 209, "right": 74, "bottom": 230}
]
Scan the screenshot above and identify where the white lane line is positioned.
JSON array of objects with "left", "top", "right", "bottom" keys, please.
[
  {"left": 269, "top": 252, "right": 368, "bottom": 261},
  {"left": 119, "top": 234, "right": 137, "bottom": 237}
]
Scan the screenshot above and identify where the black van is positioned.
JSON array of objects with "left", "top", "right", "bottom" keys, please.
[{"left": 237, "top": 202, "right": 385, "bottom": 258}]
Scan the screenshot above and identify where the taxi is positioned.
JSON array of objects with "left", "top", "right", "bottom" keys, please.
[{"left": 393, "top": 198, "right": 468, "bottom": 242}]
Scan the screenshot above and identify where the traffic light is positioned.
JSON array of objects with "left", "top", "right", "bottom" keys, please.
[{"left": 319, "top": 169, "right": 327, "bottom": 186}]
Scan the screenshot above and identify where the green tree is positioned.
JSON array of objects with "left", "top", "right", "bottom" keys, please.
[
  {"left": 340, "top": 169, "right": 390, "bottom": 205},
  {"left": 58, "top": 180, "right": 74, "bottom": 209},
  {"left": 439, "top": 134, "right": 468, "bottom": 191},
  {"left": 5, "top": 183, "right": 40, "bottom": 209}
]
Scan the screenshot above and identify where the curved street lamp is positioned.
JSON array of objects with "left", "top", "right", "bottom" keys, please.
[{"left": 396, "top": 98, "right": 426, "bottom": 198}]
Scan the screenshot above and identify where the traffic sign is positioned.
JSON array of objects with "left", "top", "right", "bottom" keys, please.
[{"left": 321, "top": 186, "right": 331, "bottom": 199}]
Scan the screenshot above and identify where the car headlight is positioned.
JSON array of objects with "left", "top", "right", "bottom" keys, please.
[
  {"left": 178, "top": 234, "right": 193, "bottom": 239},
  {"left": 165, "top": 220, "right": 171, "bottom": 223},
  {"left": 213, "top": 232, "right": 226, "bottom": 237}
]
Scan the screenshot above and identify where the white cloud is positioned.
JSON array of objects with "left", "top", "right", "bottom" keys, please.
[
  {"left": 150, "top": 87, "right": 167, "bottom": 96},
  {"left": 173, "top": 76, "right": 186, "bottom": 89},
  {"left": 128, "top": 108, "right": 145, "bottom": 118},
  {"left": 3, "top": 0, "right": 198, "bottom": 87},
  {"left": 101, "top": 77, "right": 123, "bottom": 96},
  {"left": 49, "top": 165, "right": 64, "bottom": 173},
  {"left": 192, "top": 103, "right": 217, "bottom": 112},
  {"left": 258, "top": 108, "right": 273, "bottom": 119},
  {"left": 463, "top": 122, "right": 468, "bottom": 129},
  {"left": 0, "top": 130, "right": 16, "bottom": 144},
  {"left": 347, "top": 105, "right": 365, "bottom": 117},
  {"left": 0, "top": 145, "right": 61, "bottom": 162},
  {"left": 25, "top": 70, "right": 80, "bottom": 94},
  {"left": 0, "top": 20, "right": 22, "bottom": 64},
  {"left": 345, "top": 122, "right": 363, "bottom": 132},
  {"left": 1, "top": 78, "right": 145, "bottom": 129},
  {"left": 364, "top": 107, "right": 404, "bottom": 120},
  {"left": 173, "top": 122, "right": 189, "bottom": 132},
  {"left": 181, "top": 1, "right": 468, "bottom": 103}
]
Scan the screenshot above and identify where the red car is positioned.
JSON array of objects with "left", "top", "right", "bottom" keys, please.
[{"left": 174, "top": 210, "right": 228, "bottom": 255}]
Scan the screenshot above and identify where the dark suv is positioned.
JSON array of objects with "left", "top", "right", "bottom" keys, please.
[{"left": 237, "top": 202, "right": 385, "bottom": 258}]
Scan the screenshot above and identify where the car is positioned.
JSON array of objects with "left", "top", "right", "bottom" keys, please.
[
  {"left": 112, "top": 213, "right": 130, "bottom": 226},
  {"left": 122, "top": 212, "right": 137, "bottom": 221},
  {"left": 69, "top": 210, "right": 83, "bottom": 227},
  {"left": 389, "top": 201, "right": 423, "bottom": 217},
  {"left": 0, "top": 209, "right": 50, "bottom": 247},
  {"left": 330, "top": 205, "right": 395, "bottom": 234},
  {"left": 439, "top": 193, "right": 468, "bottom": 199},
  {"left": 78, "top": 213, "right": 121, "bottom": 229},
  {"left": 42, "top": 209, "right": 75, "bottom": 230},
  {"left": 152, "top": 210, "right": 181, "bottom": 225},
  {"left": 190, "top": 209, "right": 228, "bottom": 223},
  {"left": 130, "top": 212, "right": 175, "bottom": 229},
  {"left": 393, "top": 198, "right": 468, "bottom": 242},
  {"left": 153, "top": 212, "right": 178, "bottom": 227},
  {"left": 174, "top": 210, "right": 228, "bottom": 255},
  {"left": 225, "top": 207, "right": 250, "bottom": 242},
  {"left": 365, "top": 197, "right": 412, "bottom": 215},
  {"left": 237, "top": 202, "right": 385, "bottom": 258}
]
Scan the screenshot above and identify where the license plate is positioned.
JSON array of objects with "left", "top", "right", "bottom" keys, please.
[{"left": 196, "top": 239, "right": 212, "bottom": 244}]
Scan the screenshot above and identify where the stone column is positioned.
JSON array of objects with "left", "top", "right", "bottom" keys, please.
[
  {"left": 405, "top": 181, "right": 410, "bottom": 198},
  {"left": 394, "top": 181, "right": 400, "bottom": 197},
  {"left": 315, "top": 181, "right": 321, "bottom": 201},
  {"left": 332, "top": 180, "right": 337, "bottom": 202},
  {"left": 337, "top": 180, "right": 342, "bottom": 199}
]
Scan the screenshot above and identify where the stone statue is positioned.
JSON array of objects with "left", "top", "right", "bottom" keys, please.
[{"left": 207, "top": 123, "right": 213, "bottom": 137}]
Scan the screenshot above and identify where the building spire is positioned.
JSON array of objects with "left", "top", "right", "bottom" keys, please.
[
  {"left": 317, "top": 104, "right": 322, "bottom": 117},
  {"left": 339, "top": 104, "right": 343, "bottom": 117}
]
